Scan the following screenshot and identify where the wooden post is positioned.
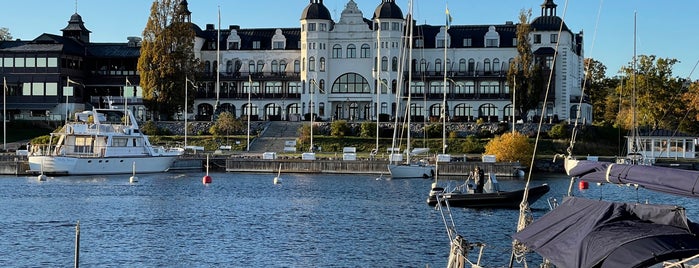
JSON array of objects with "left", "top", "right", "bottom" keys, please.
[{"left": 75, "top": 220, "right": 80, "bottom": 268}]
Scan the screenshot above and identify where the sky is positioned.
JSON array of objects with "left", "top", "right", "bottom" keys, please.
[{"left": 2, "top": 0, "right": 699, "bottom": 80}]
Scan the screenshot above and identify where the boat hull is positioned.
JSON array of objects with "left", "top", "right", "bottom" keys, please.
[
  {"left": 388, "top": 164, "right": 435, "bottom": 179},
  {"left": 28, "top": 155, "right": 178, "bottom": 176},
  {"left": 427, "top": 184, "right": 550, "bottom": 208}
]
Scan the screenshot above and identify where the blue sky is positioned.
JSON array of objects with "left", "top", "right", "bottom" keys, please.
[{"left": 2, "top": 0, "right": 699, "bottom": 80}]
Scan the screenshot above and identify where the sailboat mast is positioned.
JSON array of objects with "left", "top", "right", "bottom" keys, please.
[
  {"left": 376, "top": 21, "right": 381, "bottom": 154},
  {"left": 442, "top": 5, "right": 449, "bottom": 154},
  {"left": 631, "top": 11, "right": 638, "bottom": 154},
  {"left": 406, "top": 0, "right": 414, "bottom": 164},
  {"left": 215, "top": 6, "right": 221, "bottom": 115}
]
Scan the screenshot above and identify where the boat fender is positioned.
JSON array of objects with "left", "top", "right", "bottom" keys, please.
[{"left": 578, "top": 180, "right": 588, "bottom": 190}]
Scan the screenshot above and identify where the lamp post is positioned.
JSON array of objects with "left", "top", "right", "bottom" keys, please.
[{"left": 185, "top": 77, "right": 197, "bottom": 149}]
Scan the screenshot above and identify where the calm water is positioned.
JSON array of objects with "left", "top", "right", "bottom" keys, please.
[{"left": 1, "top": 172, "right": 698, "bottom": 267}]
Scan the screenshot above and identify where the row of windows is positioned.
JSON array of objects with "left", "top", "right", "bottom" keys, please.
[
  {"left": 203, "top": 59, "right": 302, "bottom": 74},
  {"left": 533, "top": 33, "right": 558, "bottom": 44},
  {"left": 2, "top": 57, "right": 58, "bottom": 68}
]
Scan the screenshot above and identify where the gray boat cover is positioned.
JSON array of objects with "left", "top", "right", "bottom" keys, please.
[
  {"left": 513, "top": 197, "right": 699, "bottom": 268},
  {"left": 566, "top": 159, "right": 699, "bottom": 198}
]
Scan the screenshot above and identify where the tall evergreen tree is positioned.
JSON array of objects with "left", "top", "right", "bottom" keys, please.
[
  {"left": 138, "top": 0, "right": 198, "bottom": 120},
  {"left": 507, "top": 9, "right": 544, "bottom": 123}
]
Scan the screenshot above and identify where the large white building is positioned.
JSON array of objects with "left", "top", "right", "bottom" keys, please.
[{"left": 189, "top": 0, "right": 591, "bottom": 124}]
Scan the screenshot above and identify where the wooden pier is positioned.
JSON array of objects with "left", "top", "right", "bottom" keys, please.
[{"left": 224, "top": 157, "right": 524, "bottom": 177}]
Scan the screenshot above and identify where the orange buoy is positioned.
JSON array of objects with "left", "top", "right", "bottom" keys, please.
[
  {"left": 202, "top": 175, "right": 212, "bottom": 184},
  {"left": 578, "top": 180, "right": 589, "bottom": 190}
]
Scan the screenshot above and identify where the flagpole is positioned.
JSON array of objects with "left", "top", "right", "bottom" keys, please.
[
  {"left": 443, "top": 4, "right": 450, "bottom": 154},
  {"left": 3, "top": 77, "right": 6, "bottom": 151},
  {"left": 184, "top": 77, "right": 188, "bottom": 149},
  {"left": 247, "top": 75, "right": 252, "bottom": 152}
]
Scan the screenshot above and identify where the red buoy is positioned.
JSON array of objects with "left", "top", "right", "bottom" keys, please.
[
  {"left": 202, "top": 175, "right": 212, "bottom": 184},
  {"left": 578, "top": 180, "right": 589, "bottom": 190}
]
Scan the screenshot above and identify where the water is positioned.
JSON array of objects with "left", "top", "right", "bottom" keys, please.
[{"left": 1, "top": 172, "right": 698, "bottom": 267}]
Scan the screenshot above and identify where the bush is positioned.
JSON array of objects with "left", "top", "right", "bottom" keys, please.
[
  {"left": 460, "top": 135, "right": 484, "bottom": 153},
  {"left": 330, "top": 120, "right": 349, "bottom": 138},
  {"left": 360, "top": 122, "right": 376, "bottom": 138},
  {"left": 484, "top": 131, "right": 533, "bottom": 165},
  {"left": 548, "top": 122, "right": 569, "bottom": 139},
  {"left": 141, "top": 121, "right": 159, "bottom": 135}
]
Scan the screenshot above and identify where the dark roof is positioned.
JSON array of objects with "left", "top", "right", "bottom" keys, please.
[
  {"left": 0, "top": 34, "right": 86, "bottom": 55},
  {"left": 61, "top": 13, "right": 91, "bottom": 33},
  {"left": 414, "top": 24, "right": 517, "bottom": 49},
  {"left": 372, "top": 0, "right": 403, "bottom": 20},
  {"left": 301, "top": 0, "right": 332, "bottom": 21},
  {"left": 199, "top": 27, "right": 302, "bottom": 51},
  {"left": 86, "top": 43, "right": 140, "bottom": 58},
  {"left": 637, "top": 129, "right": 696, "bottom": 137},
  {"left": 531, "top": 15, "right": 569, "bottom": 32}
]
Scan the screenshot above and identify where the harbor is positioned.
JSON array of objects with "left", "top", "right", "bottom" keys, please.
[{"left": 1, "top": 172, "right": 698, "bottom": 267}]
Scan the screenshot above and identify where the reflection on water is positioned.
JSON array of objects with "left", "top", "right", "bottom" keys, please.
[{"left": 0, "top": 172, "right": 697, "bottom": 267}]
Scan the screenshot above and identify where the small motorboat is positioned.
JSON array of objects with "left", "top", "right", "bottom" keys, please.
[{"left": 427, "top": 171, "right": 550, "bottom": 209}]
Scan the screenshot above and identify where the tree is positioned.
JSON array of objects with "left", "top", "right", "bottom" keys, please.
[
  {"left": 138, "top": 0, "right": 199, "bottom": 120},
  {"left": 617, "top": 55, "right": 684, "bottom": 130},
  {"left": 209, "top": 112, "right": 241, "bottom": 136},
  {"left": 484, "top": 132, "right": 533, "bottom": 165},
  {"left": 681, "top": 81, "right": 699, "bottom": 133},
  {"left": 583, "top": 58, "right": 618, "bottom": 124},
  {"left": 0, "top": 27, "right": 12, "bottom": 41},
  {"left": 507, "top": 9, "right": 544, "bottom": 122}
]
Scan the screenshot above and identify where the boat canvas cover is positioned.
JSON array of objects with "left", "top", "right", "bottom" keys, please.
[
  {"left": 567, "top": 159, "right": 699, "bottom": 198},
  {"left": 513, "top": 197, "right": 699, "bottom": 268}
]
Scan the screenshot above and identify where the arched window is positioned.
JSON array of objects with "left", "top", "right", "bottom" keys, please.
[
  {"left": 332, "top": 44, "right": 342, "bottom": 58},
  {"left": 234, "top": 60, "right": 242, "bottom": 72},
  {"left": 392, "top": 57, "right": 398, "bottom": 72},
  {"left": 248, "top": 60, "right": 255, "bottom": 73},
  {"left": 279, "top": 60, "right": 287, "bottom": 72},
  {"left": 435, "top": 59, "right": 442, "bottom": 73},
  {"left": 479, "top": 103, "right": 498, "bottom": 119},
  {"left": 226, "top": 60, "right": 233, "bottom": 74},
  {"left": 493, "top": 58, "right": 500, "bottom": 73},
  {"left": 459, "top": 59, "right": 466, "bottom": 72},
  {"left": 294, "top": 60, "right": 300, "bottom": 73},
  {"left": 360, "top": 44, "right": 371, "bottom": 58},
  {"left": 331, "top": 73, "right": 370, "bottom": 93},
  {"left": 271, "top": 60, "right": 279, "bottom": 73},
  {"left": 419, "top": 59, "right": 427, "bottom": 72},
  {"left": 381, "top": 56, "right": 388, "bottom": 71},
  {"left": 347, "top": 44, "right": 356, "bottom": 58},
  {"left": 309, "top": 57, "right": 315, "bottom": 72},
  {"left": 256, "top": 60, "right": 264, "bottom": 72},
  {"left": 468, "top": 58, "right": 475, "bottom": 73},
  {"left": 319, "top": 57, "right": 326, "bottom": 72},
  {"left": 204, "top": 61, "right": 211, "bottom": 73},
  {"left": 484, "top": 58, "right": 491, "bottom": 73}
]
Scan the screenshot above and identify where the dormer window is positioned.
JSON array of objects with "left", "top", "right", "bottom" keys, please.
[
  {"left": 486, "top": 38, "right": 498, "bottom": 47},
  {"left": 415, "top": 39, "right": 424, "bottom": 48},
  {"left": 253, "top": 41, "right": 261, "bottom": 49},
  {"left": 228, "top": 42, "right": 239, "bottom": 50},
  {"left": 463, "top": 38, "right": 472, "bottom": 47}
]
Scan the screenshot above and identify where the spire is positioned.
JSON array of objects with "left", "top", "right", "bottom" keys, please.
[
  {"left": 540, "top": 0, "right": 557, "bottom": 17},
  {"left": 61, "top": 12, "right": 91, "bottom": 43},
  {"left": 177, "top": 0, "right": 192, "bottom": 23}
]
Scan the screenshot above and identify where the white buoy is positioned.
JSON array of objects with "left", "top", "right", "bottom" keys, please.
[
  {"left": 273, "top": 163, "right": 282, "bottom": 184},
  {"left": 129, "top": 162, "right": 138, "bottom": 183},
  {"left": 38, "top": 158, "right": 47, "bottom": 181}
]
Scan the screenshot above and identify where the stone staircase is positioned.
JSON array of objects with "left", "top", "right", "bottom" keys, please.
[{"left": 248, "top": 121, "right": 302, "bottom": 153}]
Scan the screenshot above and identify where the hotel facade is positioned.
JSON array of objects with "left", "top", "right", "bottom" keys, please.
[{"left": 0, "top": 0, "right": 591, "bottom": 124}]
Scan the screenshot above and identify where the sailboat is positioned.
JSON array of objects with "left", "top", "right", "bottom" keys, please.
[
  {"left": 387, "top": 1, "right": 435, "bottom": 179},
  {"left": 617, "top": 12, "right": 652, "bottom": 166}
]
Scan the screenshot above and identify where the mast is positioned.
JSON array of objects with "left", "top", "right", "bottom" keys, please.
[
  {"left": 247, "top": 75, "right": 252, "bottom": 152},
  {"left": 376, "top": 17, "right": 381, "bottom": 155},
  {"left": 215, "top": 5, "right": 221, "bottom": 118},
  {"left": 405, "top": 0, "right": 414, "bottom": 164},
  {"left": 631, "top": 11, "right": 638, "bottom": 156},
  {"left": 442, "top": 4, "right": 450, "bottom": 154}
]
